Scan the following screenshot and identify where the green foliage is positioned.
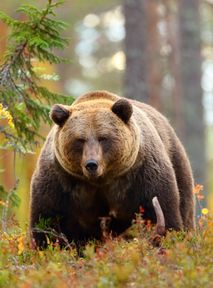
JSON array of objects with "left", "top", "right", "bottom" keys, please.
[
  {"left": 0, "top": 0, "right": 74, "bottom": 230},
  {"left": 0, "top": 215, "right": 212, "bottom": 287},
  {"left": 0, "top": 183, "right": 20, "bottom": 209},
  {"left": 35, "top": 216, "right": 52, "bottom": 230},
  {"left": 0, "top": 0, "right": 74, "bottom": 152}
]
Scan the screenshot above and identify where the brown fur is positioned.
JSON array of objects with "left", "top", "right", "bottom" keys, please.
[{"left": 30, "top": 91, "right": 195, "bottom": 248}]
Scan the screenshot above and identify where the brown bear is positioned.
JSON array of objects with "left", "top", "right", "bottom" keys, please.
[{"left": 30, "top": 90, "right": 195, "bottom": 248}]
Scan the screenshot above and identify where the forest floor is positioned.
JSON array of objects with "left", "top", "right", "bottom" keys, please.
[{"left": 0, "top": 213, "right": 212, "bottom": 288}]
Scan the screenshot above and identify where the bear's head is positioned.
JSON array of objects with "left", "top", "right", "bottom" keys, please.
[{"left": 50, "top": 92, "right": 140, "bottom": 184}]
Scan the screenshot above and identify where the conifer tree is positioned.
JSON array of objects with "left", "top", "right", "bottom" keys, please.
[
  {"left": 0, "top": 0, "right": 72, "bottom": 227},
  {"left": 0, "top": 0, "right": 73, "bottom": 151}
]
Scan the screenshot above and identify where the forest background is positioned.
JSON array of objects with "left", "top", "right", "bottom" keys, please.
[{"left": 0, "top": 0, "right": 212, "bottom": 228}]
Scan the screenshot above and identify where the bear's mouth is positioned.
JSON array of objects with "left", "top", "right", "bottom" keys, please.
[{"left": 83, "top": 168, "right": 103, "bottom": 180}]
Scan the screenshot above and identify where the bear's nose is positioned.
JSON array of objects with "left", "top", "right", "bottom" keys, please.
[{"left": 85, "top": 160, "right": 98, "bottom": 172}]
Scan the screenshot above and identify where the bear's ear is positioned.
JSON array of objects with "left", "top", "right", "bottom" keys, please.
[
  {"left": 50, "top": 104, "right": 70, "bottom": 126},
  {"left": 111, "top": 99, "right": 133, "bottom": 123}
]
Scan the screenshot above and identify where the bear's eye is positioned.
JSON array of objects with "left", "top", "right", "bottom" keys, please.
[
  {"left": 98, "top": 137, "right": 108, "bottom": 143},
  {"left": 76, "top": 138, "right": 86, "bottom": 144},
  {"left": 72, "top": 138, "right": 85, "bottom": 153}
]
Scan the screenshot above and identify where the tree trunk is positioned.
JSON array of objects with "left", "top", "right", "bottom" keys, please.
[
  {"left": 177, "top": 0, "right": 206, "bottom": 196},
  {"left": 123, "top": 0, "right": 148, "bottom": 102},
  {"left": 145, "top": 1, "right": 162, "bottom": 110},
  {"left": 166, "top": 1, "right": 184, "bottom": 137}
]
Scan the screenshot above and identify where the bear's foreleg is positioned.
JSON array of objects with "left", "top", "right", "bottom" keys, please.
[
  {"left": 30, "top": 172, "right": 64, "bottom": 248},
  {"left": 170, "top": 138, "right": 195, "bottom": 230}
]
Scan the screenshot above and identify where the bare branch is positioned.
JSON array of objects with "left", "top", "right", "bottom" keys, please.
[
  {"left": 32, "top": 227, "right": 73, "bottom": 251},
  {"left": 150, "top": 197, "right": 166, "bottom": 247},
  {"left": 99, "top": 216, "right": 112, "bottom": 241},
  {"left": 152, "top": 196, "right": 166, "bottom": 236}
]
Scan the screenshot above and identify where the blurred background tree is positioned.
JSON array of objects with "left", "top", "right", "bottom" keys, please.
[
  {"left": 0, "top": 0, "right": 212, "bottom": 226},
  {"left": 123, "top": 0, "right": 208, "bottom": 213}
]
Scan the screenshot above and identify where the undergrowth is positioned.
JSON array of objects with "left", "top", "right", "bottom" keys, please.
[{"left": 0, "top": 214, "right": 212, "bottom": 288}]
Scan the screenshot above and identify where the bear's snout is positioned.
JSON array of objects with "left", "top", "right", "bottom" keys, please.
[
  {"left": 85, "top": 160, "right": 98, "bottom": 172},
  {"left": 83, "top": 159, "right": 103, "bottom": 179},
  {"left": 81, "top": 138, "right": 104, "bottom": 179}
]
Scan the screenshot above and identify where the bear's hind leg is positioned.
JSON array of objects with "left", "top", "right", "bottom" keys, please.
[
  {"left": 142, "top": 157, "right": 183, "bottom": 231},
  {"left": 171, "top": 139, "right": 195, "bottom": 230}
]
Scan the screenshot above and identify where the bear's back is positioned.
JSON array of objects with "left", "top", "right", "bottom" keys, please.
[
  {"left": 130, "top": 99, "right": 177, "bottom": 154},
  {"left": 73, "top": 90, "right": 119, "bottom": 106}
]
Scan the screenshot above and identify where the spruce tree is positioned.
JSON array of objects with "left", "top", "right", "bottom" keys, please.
[
  {"left": 0, "top": 0, "right": 73, "bottom": 227},
  {"left": 0, "top": 0, "right": 73, "bottom": 151}
]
